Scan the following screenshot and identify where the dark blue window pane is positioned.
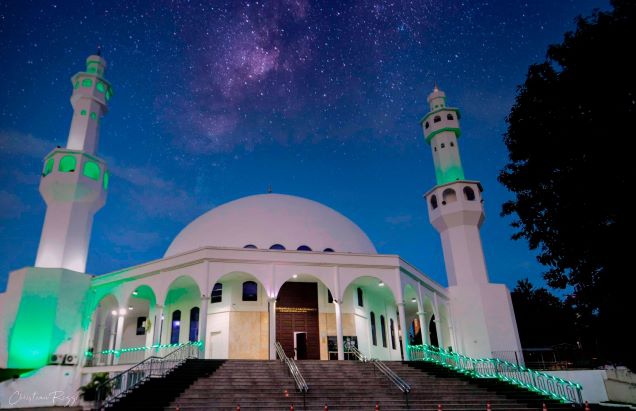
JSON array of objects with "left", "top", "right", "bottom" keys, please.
[
  {"left": 189, "top": 307, "right": 199, "bottom": 342},
  {"left": 242, "top": 281, "right": 258, "bottom": 301},
  {"left": 270, "top": 244, "right": 285, "bottom": 250},
  {"left": 211, "top": 283, "right": 222, "bottom": 303},
  {"left": 170, "top": 310, "right": 181, "bottom": 344},
  {"left": 297, "top": 245, "right": 312, "bottom": 251}
]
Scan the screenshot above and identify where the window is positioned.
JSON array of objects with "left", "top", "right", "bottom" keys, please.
[
  {"left": 170, "top": 310, "right": 181, "bottom": 344},
  {"left": 211, "top": 283, "right": 222, "bottom": 303},
  {"left": 58, "top": 155, "right": 76, "bottom": 172},
  {"left": 189, "top": 307, "right": 199, "bottom": 342},
  {"left": 450, "top": 141, "right": 454, "bottom": 147},
  {"left": 80, "top": 109, "right": 87, "bottom": 116},
  {"left": 380, "top": 315, "right": 387, "bottom": 347},
  {"left": 425, "top": 121, "right": 429, "bottom": 129},
  {"left": 440, "top": 143, "right": 445, "bottom": 148},
  {"left": 74, "top": 81, "right": 79, "bottom": 89},
  {"left": 136, "top": 317, "right": 146, "bottom": 336},
  {"left": 327, "top": 289, "right": 334, "bottom": 304},
  {"left": 434, "top": 147, "right": 437, "bottom": 152},
  {"left": 103, "top": 171, "right": 109, "bottom": 190},
  {"left": 82, "top": 78, "right": 93, "bottom": 88},
  {"left": 463, "top": 186, "right": 476, "bottom": 201},
  {"left": 357, "top": 288, "right": 364, "bottom": 307},
  {"left": 442, "top": 188, "right": 457, "bottom": 204},
  {"left": 242, "top": 281, "right": 258, "bottom": 301},
  {"left": 96, "top": 82, "right": 105, "bottom": 93},
  {"left": 83, "top": 161, "right": 100, "bottom": 180},
  {"left": 297, "top": 245, "right": 312, "bottom": 251},
  {"left": 90, "top": 112, "right": 97, "bottom": 120},
  {"left": 433, "top": 115, "right": 441, "bottom": 123},
  {"left": 43, "top": 158, "right": 54, "bottom": 176},
  {"left": 370, "top": 312, "right": 377, "bottom": 346},
  {"left": 244, "top": 244, "right": 257, "bottom": 249},
  {"left": 270, "top": 244, "right": 285, "bottom": 250},
  {"left": 430, "top": 195, "right": 438, "bottom": 209},
  {"left": 105, "top": 88, "right": 112, "bottom": 101},
  {"left": 447, "top": 113, "right": 454, "bottom": 120},
  {"left": 390, "top": 319, "right": 396, "bottom": 349},
  {"left": 323, "top": 248, "right": 334, "bottom": 252}
]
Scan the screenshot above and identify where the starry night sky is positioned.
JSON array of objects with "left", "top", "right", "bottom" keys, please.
[{"left": 0, "top": 0, "right": 609, "bottom": 292}]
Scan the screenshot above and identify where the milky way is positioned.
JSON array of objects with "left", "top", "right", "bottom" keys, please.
[{"left": 0, "top": 0, "right": 609, "bottom": 290}]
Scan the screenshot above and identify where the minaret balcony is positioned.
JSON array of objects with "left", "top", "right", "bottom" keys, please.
[
  {"left": 421, "top": 107, "right": 461, "bottom": 143},
  {"left": 39, "top": 148, "right": 108, "bottom": 206},
  {"left": 424, "top": 180, "right": 485, "bottom": 230}
]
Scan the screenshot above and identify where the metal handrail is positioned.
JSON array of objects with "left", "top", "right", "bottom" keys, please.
[
  {"left": 350, "top": 346, "right": 411, "bottom": 393},
  {"left": 409, "top": 344, "right": 583, "bottom": 405},
  {"left": 94, "top": 341, "right": 202, "bottom": 409},
  {"left": 275, "top": 342, "right": 309, "bottom": 393}
]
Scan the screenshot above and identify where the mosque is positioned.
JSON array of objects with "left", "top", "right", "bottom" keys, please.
[{"left": 0, "top": 54, "right": 523, "bottom": 407}]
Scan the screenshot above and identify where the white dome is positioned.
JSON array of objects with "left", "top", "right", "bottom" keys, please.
[{"left": 165, "top": 193, "right": 376, "bottom": 257}]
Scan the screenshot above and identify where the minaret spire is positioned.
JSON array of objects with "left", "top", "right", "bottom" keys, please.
[
  {"left": 421, "top": 86, "right": 523, "bottom": 359},
  {"left": 34, "top": 53, "right": 112, "bottom": 272}
]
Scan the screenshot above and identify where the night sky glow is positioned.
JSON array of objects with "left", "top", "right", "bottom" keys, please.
[{"left": 0, "top": 1, "right": 609, "bottom": 291}]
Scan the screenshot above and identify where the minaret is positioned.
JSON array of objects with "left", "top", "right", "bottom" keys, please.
[
  {"left": 422, "top": 86, "right": 522, "bottom": 359},
  {"left": 34, "top": 53, "right": 112, "bottom": 272}
]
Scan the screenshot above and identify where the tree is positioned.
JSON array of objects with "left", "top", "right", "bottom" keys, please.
[
  {"left": 511, "top": 279, "right": 577, "bottom": 350},
  {"left": 499, "top": 0, "right": 635, "bottom": 369}
]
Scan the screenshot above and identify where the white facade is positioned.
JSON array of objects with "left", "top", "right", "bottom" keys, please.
[{"left": 0, "top": 55, "right": 523, "bottom": 409}]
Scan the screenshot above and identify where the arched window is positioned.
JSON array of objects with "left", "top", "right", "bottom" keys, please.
[
  {"left": 270, "top": 244, "right": 285, "bottom": 250},
  {"left": 96, "top": 82, "right": 106, "bottom": 93},
  {"left": 43, "top": 158, "right": 54, "bottom": 177},
  {"left": 297, "top": 245, "right": 312, "bottom": 251},
  {"left": 390, "top": 319, "right": 396, "bottom": 349},
  {"left": 430, "top": 195, "right": 438, "bottom": 209},
  {"left": 323, "top": 248, "right": 334, "bottom": 252},
  {"left": 170, "top": 310, "right": 181, "bottom": 344},
  {"left": 58, "top": 155, "right": 76, "bottom": 172},
  {"left": 103, "top": 171, "right": 109, "bottom": 190},
  {"left": 82, "top": 78, "right": 93, "bottom": 88},
  {"left": 210, "top": 283, "right": 222, "bottom": 303},
  {"left": 244, "top": 244, "right": 257, "bottom": 249},
  {"left": 447, "top": 113, "right": 454, "bottom": 120},
  {"left": 442, "top": 188, "right": 457, "bottom": 204},
  {"left": 357, "top": 288, "right": 364, "bottom": 307},
  {"left": 434, "top": 147, "right": 437, "bottom": 152},
  {"left": 370, "top": 312, "right": 377, "bottom": 346},
  {"left": 433, "top": 115, "right": 441, "bottom": 123},
  {"left": 425, "top": 121, "right": 429, "bottom": 129},
  {"left": 189, "top": 307, "right": 199, "bottom": 342},
  {"left": 380, "top": 315, "right": 387, "bottom": 347},
  {"left": 242, "top": 281, "right": 258, "bottom": 301},
  {"left": 440, "top": 143, "right": 445, "bottom": 149},
  {"left": 83, "top": 161, "right": 100, "bottom": 180},
  {"left": 463, "top": 186, "right": 476, "bottom": 201},
  {"left": 450, "top": 141, "right": 455, "bottom": 147}
]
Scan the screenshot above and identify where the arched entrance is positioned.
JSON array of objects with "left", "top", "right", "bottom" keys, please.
[{"left": 276, "top": 281, "right": 318, "bottom": 359}]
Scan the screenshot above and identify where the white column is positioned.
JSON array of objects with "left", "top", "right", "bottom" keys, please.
[
  {"left": 107, "top": 313, "right": 116, "bottom": 365},
  {"left": 397, "top": 302, "right": 409, "bottom": 360},
  {"left": 113, "top": 313, "right": 125, "bottom": 365},
  {"left": 269, "top": 298, "right": 277, "bottom": 359},
  {"left": 154, "top": 305, "right": 164, "bottom": 345},
  {"left": 433, "top": 294, "right": 444, "bottom": 349},
  {"left": 199, "top": 296, "right": 209, "bottom": 358},
  {"left": 417, "top": 311, "right": 429, "bottom": 345},
  {"left": 334, "top": 300, "right": 344, "bottom": 360}
]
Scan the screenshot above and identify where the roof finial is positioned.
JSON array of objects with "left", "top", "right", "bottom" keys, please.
[
  {"left": 96, "top": 45, "right": 102, "bottom": 57},
  {"left": 267, "top": 184, "right": 272, "bottom": 194},
  {"left": 433, "top": 82, "right": 439, "bottom": 92}
]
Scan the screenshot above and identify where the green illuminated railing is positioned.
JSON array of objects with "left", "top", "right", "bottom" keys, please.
[
  {"left": 408, "top": 345, "right": 583, "bottom": 405},
  {"left": 85, "top": 342, "right": 202, "bottom": 366}
]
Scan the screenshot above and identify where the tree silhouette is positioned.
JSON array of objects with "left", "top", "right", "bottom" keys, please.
[{"left": 499, "top": 0, "right": 635, "bottom": 369}]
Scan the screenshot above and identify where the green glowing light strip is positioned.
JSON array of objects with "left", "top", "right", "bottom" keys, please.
[
  {"left": 408, "top": 345, "right": 582, "bottom": 404},
  {"left": 89, "top": 341, "right": 203, "bottom": 357}
]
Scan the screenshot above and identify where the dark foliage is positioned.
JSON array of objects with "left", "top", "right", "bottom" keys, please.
[
  {"left": 511, "top": 279, "right": 577, "bottom": 349},
  {"left": 499, "top": 0, "right": 635, "bottom": 369}
]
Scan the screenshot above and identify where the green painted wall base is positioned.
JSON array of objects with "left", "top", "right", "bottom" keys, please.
[{"left": 4, "top": 267, "right": 91, "bottom": 369}]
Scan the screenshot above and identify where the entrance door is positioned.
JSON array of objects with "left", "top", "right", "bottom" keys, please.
[
  {"left": 294, "top": 332, "right": 308, "bottom": 360},
  {"left": 276, "top": 282, "right": 320, "bottom": 359}
]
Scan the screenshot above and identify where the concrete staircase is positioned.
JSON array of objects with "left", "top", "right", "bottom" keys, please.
[
  {"left": 168, "top": 360, "right": 304, "bottom": 410},
  {"left": 106, "top": 358, "right": 593, "bottom": 410}
]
